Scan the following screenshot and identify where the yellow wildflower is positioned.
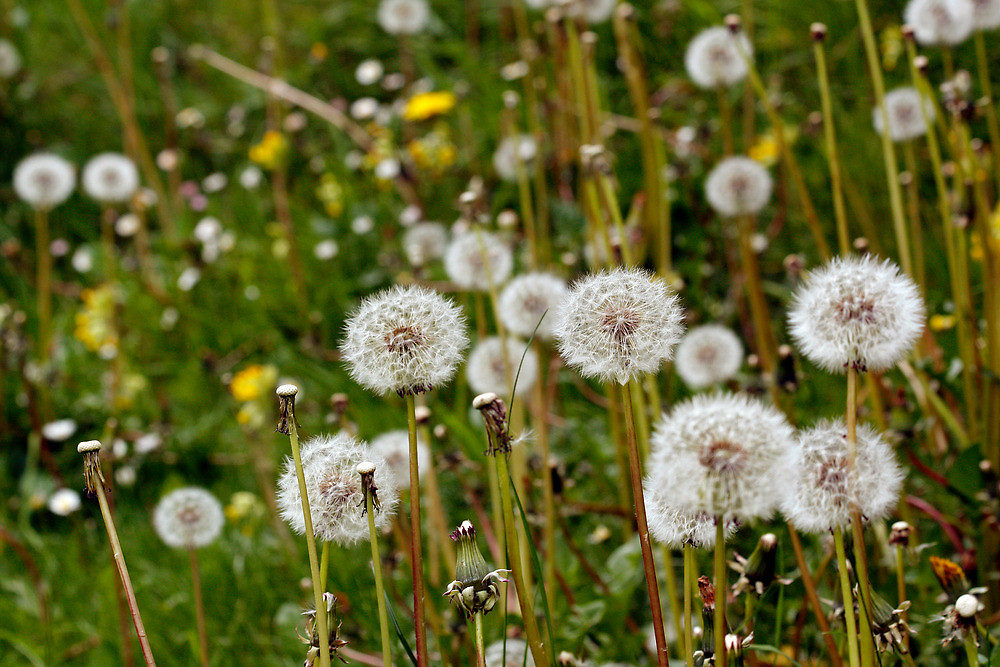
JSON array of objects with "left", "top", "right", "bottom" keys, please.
[
  {"left": 407, "top": 126, "right": 458, "bottom": 175},
  {"left": 403, "top": 91, "right": 457, "bottom": 122},
  {"left": 316, "top": 173, "right": 345, "bottom": 218},
  {"left": 249, "top": 131, "right": 288, "bottom": 170},
  {"left": 74, "top": 284, "right": 118, "bottom": 353},
  {"left": 749, "top": 134, "right": 780, "bottom": 167},
  {"left": 930, "top": 314, "right": 956, "bottom": 331},
  {"left": 230, "top": 364, "right": 279, "bottom": 402}
]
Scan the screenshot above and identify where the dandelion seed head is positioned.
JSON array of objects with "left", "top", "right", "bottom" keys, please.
[
  {"left": 14, "top": 153, "right": 76, "bottom": 210},
  {"left": 153, "top": 487, "right": 224, "bottom": 549},
  {"left": 905, "top": 0, "right": 975, "bottom": 45},
  {"left": 675, "top": 324, "right": 743, "bottom": 389},
  {"left": 466, "top": 336, "right": 538, "bottom": 398},
  {"left": 42, "top": 418, "right": 77, "bottom": 442},
  {"left": 48, "top": 488, "right": 82, "bottom": 516},
  {"left": 82, "top": 153, "right": 140, "bottom": 204},
  {"left": 403, "top": 222, "right": 449, "bottom": 267},
  {"left": 444, "top": 231, "right": 514, "bottom": 292},
  {"left": 685, "top": 26, "right": 753, "bottom": 89},
  {"left": 370, "top": 429, "right": 431, "bottom": 489},
  {"left": 377, "top": 0, "right": 430, "bottom": 35},
  {"left": 788, "top": 255, "right": 925, "bottom": 373},
  {"left": 493, "top": 134, "right": 537, "bottom": 182},
  {"left": 972, "top": 0, "right": 1000, "bottom": 29},
  {"left": 704, "top": 156, "right": 773, "bottom": 217},
  {"left": 644, "top": 480, "right": 737, "bottom": 548},
  {"left": 498, "top": 272, "right": 567, "bottom": 341},
  {"left": 873, "top": 87, "right": 935, "bottom": 142},
  {"left": 554, "top": 267, "right": 685, "bottom": 385}
]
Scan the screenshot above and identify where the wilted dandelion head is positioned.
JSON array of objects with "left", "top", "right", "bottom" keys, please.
[
  {"left": 684, "top": 26, "right": 752, "bottom": 89},
  {"left": 780, "top": 419, "right": 903, "bottom": 534},
  {"left": 675, "top": 324, "right": 743, "bottom": 389},
  {"left": 369, "top": 429, "right": 431, "bottom": 489},
  {"left": 904, "top": 0, "right": 975, "bottom": 45},
  {"left": 554, "top": 267, "right": 685, "bottom": 385},
  {"left": 485, "top": 639, "right": 535, "bottom": 667},
  {"left": 644, "top": 478, "right": 737, "bottom": 548},
  {"left": 153, "top": 487, "right": 224, "bottom": 549},
  {"left": 377, "top": 0, "right": 429, "bottom": 35},
  {"left": 493, "top": 134, "right": 537, "bottom": 182},
  {"left": 788, "top": 255, "right": 925, "bottom": 373},
  {"left": 444, "top": 230, "right": 514, "bottom": 292},
  {"left": 342, "top": 285, "right": 468, "bottom": 395},
  {"left": 649, "top": 392, "right": 794, "bottom": 521},
  {"left": 705, "top": 156, "right": 773, "bottom": 217},
  {"left": 402, "top": 222, "right": 448, "bottom": 267},
  {"left": 498, "top": 272, "right": 568, "bottom": 341},
  {"left": 14, "top": 153, "right": 76, "bottom": 210},
  {"left": 466, "top": 336, "right": 538, "bottom": 398},
  {"left": 276, "top": 433, "right": 398, "bottom": 546},
  {"left": 82, "top": 153, "right": 140, "bottom": 204},
  {"left": 972, "top": 0, "right": 1000, "bottom": 29},
  {"left": 873, "top": 88, "right": 935, "bottom": 142}
]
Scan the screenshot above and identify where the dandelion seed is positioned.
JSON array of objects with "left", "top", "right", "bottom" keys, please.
[
  {"left": 153, "top": 487, "right": 225, "bottom": 549},
  {"left": 377, "top": 0, "right": 430, "bottom": 35},
  {"left": 14, "top": 153, "right": 76, "bottom": 210},
  {"left": 82, "top": 153, "right": 140, "bottom": 204},
  {"left": 873, "top": 87, "right": 935, "bottom": 142},
  {"left": 444, "top": 230, "right": 514, "bottom": 292},
  {"left": 675, "top": 325, "right": 743, "bottom": 389},
  {"left": 402, "top": 222, "right": 448, "bottom": 267},
  {"left": 905, "top": 0, "right": 975, "bottom": 45},
  {"left": 498, "top": 272, "right": 568, "bottom": 341},
  {"left": 466, "top": 336, "right": 538, "bottom": 398},
  {"left": 704, "top": 156, "right": 773, "bottom": 218},
  {"left": 685, "top": 26, "right": 753, "bottom": 90}
]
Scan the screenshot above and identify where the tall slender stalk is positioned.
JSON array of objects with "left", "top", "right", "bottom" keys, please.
[
  {"left": 811, "top": 26, "right": 849, "bottom": 256},
  {"left": 189, "top": 548, "right": 209, "bottom": 667},
  {"left": 34, "top": 208, "right": 52, "bottom": 365},
  {"left": 405, "top": 393, "right": 430, "bottom": 666},
  {"left": 474, "top": 612, "right": 486, "bottom": 667},
  {"left": 683, "top": 543, "right": 695, "bottom": 667},
  {"left": 846, "top": 368, "right": 876, "bottom": 667},
  {"left": 714, "top": 520, "right": 726, "bottom": 667},
  {"left": 360, "top": 464, "right": 392, "bottom": 667},
  {"left": 661, "top": 546, "right": 685, "bottom": 656},
  {"left": 974, "top": 30, "right": 1000, "bottom": 197},
  {"left": 833, "top": 526, "right": 861, "bottom": 667}
]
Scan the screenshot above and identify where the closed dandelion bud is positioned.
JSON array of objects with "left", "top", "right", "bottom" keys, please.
[
  {"left": 473, "top": 392, "right": 512, "bottom": 454},
  {"left": 77, "top": 440, "right": 106, "bottom": 495},
  {"left": 904, "top": 0, "right": 974, "bottom": 45},
  {"left": 300, "top": 593, "right": 348, "bottom": 664},
  {"left": 732, "top": 533, "right": 779, "bottom": 597},
  {"left": 276, "top": 383, "right": 298, "bottom": 435},
  {"left": 942, "top": 593, "right": 982, "bottom": 646},
  {"left": 869, "top": 587, "right": 913, "bottom": 653},
  {"left": 443, "top": 520, "right": 509, "bottom": 618},
  {"left": 697, "top": 576, "right": 717, "bottom": 661},
  {"left": 889, "top": 521, "right": 912, "bottom": 547},
  {"left": 930, "top": 556, "right": 971, "bottom": 600}
]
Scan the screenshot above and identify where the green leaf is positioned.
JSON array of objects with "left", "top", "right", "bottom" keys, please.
[{"left": 946, "top": 444, "right": 984, "bottom": 502}]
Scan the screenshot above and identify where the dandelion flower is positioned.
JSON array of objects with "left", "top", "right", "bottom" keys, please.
[
  {"left": 153, "top": 487, "right": 225, "bottom": 549},
  {"left": 42, "top": 418, "right": 77, "bottom": 442},
  {"left": 553, "top": 267, "right": 685, "bottom": 385},
  {"left": 498, "top": 272, "right": 568, "bottom": 341},
  {"left": 402, "top": 222, "right": 449, "bottom": 267},
  {"left": 972, "top": 0, "right": 1000, "bottom": 29},
  {"left": 276, "top": 433, "right": 398, "bottom": 545},
  {"left": 48, "top": 488, "right": 82, "bottom": 516},
  {"left": 788, "top": 255, "right": 925, "bottom": 372},
  {"left": 644, "top": 479, "right": 736, "bottom": 548},
  {"left": 648, "top": 392, "right": 794, "bottom": 521},
  {"left": 370, "top": 429, "right": 431, "bottom": 489},
  {"left": 873, "top": 88, "right": 935, "bottom": 142},
  {"left": 82, "top": 153, "right": 140, "bottom": 204},
  {"left": 466, "top": 336, "right": 538, "bottom": 398},
  {"left": 377, "top": 0, "right": 430, "bottom": 35},
  {"left": 780, "top": 419, "right": 903, "bottom": 533},
  {"left": 444, "top": 230, "right": 514, "bottom": 292},
  {"left": 342, "top": 285, "right": 469, "bottom": 396},
  {"left": 14, "top": 153, "right": 76, "bottom": 210},
  {"left": 704, "top": 156, "right": 773, "bottom": 218},
  {"left": 493, "top": 134, "right": 537, "bottom": 182},
  {"left": 0, "top": 39, "right": 20, "bottom": 78},
  {"left": 685, "top": 26, "right": 753, "bottom": 90},
  {"left": 675, "top": 324, "right": 743, "bottom": 389},
  {"left": 485, "top": 639, "right": 535, "bottom": 667},
  {"left": 904, "top": 0, "right": 975, "bottom": 45}
]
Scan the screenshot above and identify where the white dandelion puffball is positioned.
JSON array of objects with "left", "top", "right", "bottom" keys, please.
[
  {"left": 444, "top": 230, "right": 514, "bottom": 292},
  {"left": 905, "top": 0, "right": 975, "bottom": 45},
  {"left": 873, "top": 88, "right": 935, "bottom": 142},
  {"left": 82, "top": 153, "right": 140, "bottom": 203},
  {"left": 153, "top": 487, "right": 224, "bottom": 549},
  {"left": 493, "top": 134, "right": 538, "bottom": 182},
  {"left": 342, "top": 285, "right": 469, "bottom": 395},
  {"left": 356, "top": 59, "right": 384, "bottom": 86},
  {"left": 498, "top": 272, "right": 568, "bottom": 341},
  {"left": 780, "top": 419, "right": 903, "bottom": 534},
  {"left": 579, "top": 0, "right": 617, "bottom": 23},
  {"left": 403, "top": 222, "right": 449, "bottom": 267},
  {"left": 675, "top": 324, "right": 743, "bottom": 389},
  {"left": 704, "top": 156, "right": 773, "bottom": 218},
  {"left": 370, "top": 429, "right": 431, "bottom": 489},
  {"left": 466, "top": 336, "right": 538, "bottom": 398},
  {"left": 14, "top": 154, "right": 76, "bottom": 210},
  {"left": 685, "top": 26, "right": 753, "bottom": 89},
  {"left": 554, "top": 267, "right": 685, "bottom": 385},
  {"left": 42, "top": 418, "right": 77, "bottom": 442},
  {"left": 0, "top": 39, "right": 20, "bottom": 78},
  {"left": 788, "top": 255, "right": 925, "bottom": 373},
  {"left": 972, "top": 0, "right": 1000, "bottom": 29},
  {"left": 485, "top": 639, "right": 535, "bottom": 667},
  {"left": 649, "top": 392, "right": 794, "bottom": 521},
  {"left": 48, "top": 488, "right": 82, "bottom": 516},
  {"left": 377, "top": 0, "right": 430, "bottom": 35},
  {"left": 643, "top": 478, "right": 736, "bottom": 548},
  {"left": 276, "top": 433, "right": 398, "bottom": 546}
]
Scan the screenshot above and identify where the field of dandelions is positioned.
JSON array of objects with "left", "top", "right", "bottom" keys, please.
[{"left": 4, "top": 0, "right": 1000, "bottom": 665}]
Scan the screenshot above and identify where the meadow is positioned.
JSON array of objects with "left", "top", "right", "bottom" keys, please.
[{"left": 2, "top": 0, "right": 1000, "bottom": 665}]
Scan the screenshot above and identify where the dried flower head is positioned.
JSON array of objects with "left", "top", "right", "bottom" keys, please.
[
  {"left": 485, "top": 639, "right": 536, "bottom": 667},
  {"left": 153, "top": 487, "right": 225, "bottom": 549},
  {"left": 377, "top": 0, "right": 429, "bottom": 35},
  {"left": 466, "top": 336, "right": 538, "bottom": 398},
  {"left": 276, "top": 433, "right": 398, "bottom": 545},
  {"left": 341, "top": 285, "right": 468, "bottom": 395},
  {"left": 684, "top": 26, "right": 753, "bottom": 89},
  {"left": 904, "top": 0, "right": 975, "bottom": 45},
  {"left": 788, "top": 255, "right": 925, "bottom": 372},
  {"left": 873, "top": 87, "right": 935, "bottom": 142},
  {"left": 82, "top": 153, "right": 140, "bottom": 203},
  {"left": 644, "top": 478, "right": 736, "bottom": 548},
  {"left": 705, "top": 156, "right": 773, "bottom": 217},
  {"left": 972, "top": 0, "right": 1000, "bottom": 29},
  {"left": 402, "top": 222, "right": 449, "bottom": 267},
  {"left": 498, "top": 272, "right": 568, "bottom": 341},
  {"left": 649, "top": 392, "right": 794, "bottom": 521},
  {"left": 493, "top": 134, "right": 538, "bottom": 182},
  {"left": 369, "top": 429, "right": 431, "bottom": 489},
  {"left": 554, "top": 267, "right": 685, "bottom": 385},
  {"left": 675, "top": 324, "right": 744, "bottom": 389},
  {"left": 444, "top": 230, "right": 514, "bottom": 292},
  {"left": 14, "top": 153, "right": 76, "bottom": 210}
]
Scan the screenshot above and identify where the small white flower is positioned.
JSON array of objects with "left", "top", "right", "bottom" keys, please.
[
  {"left": 554, "top": 267, "right": 685, "bottom": 385},
  {"left": 82, "top": 153, "right": 140, "bottom": 203},
  {"left": 377, "top": 0, "right": 430, "bottom": 35},
  {"left": 498, "top": 272, "right": 568, "bottom": 341},
  {"left": 314, "top": 239, "right": 339, "bottom": 260},
  {"left": 0, "top": 39, "right": 21, "bottom": 78},
  {"left": 375, "top": 158, "right": 401, "bottom": 180},
  {"left": 467, "top": 336, "right": 538, "bottom": 398},
  {"left": 350, "top": 97, "right": 380, "bottom": 120},
  {"left": 202, "top": 172, "right": 227, "bottom": 193},
  {"left": 153, "top": 487, "right": 224, "bottom": 549},
  {"left": 42, "top": 418, "right": 77, "bottom": 442},
  {"left": 493, "top": 135, "right": 537, "bottom": 182},
  {"left": 177, "top": 267, "right": 201, "bottom": 291},
  {"left": 114, "top": 214, "right": 140, "bottom": 237},
  {"left": 342, "top": 285, "right": 469, "bottom": 396},
  {"left": 402, "top": 222, "right": 448, "bottom": 267},
  {"left": 239, "top": 166, "right": 263, "bottom": 189},
  {"left": 675, "top": 324, "right": 743, "bottom": 389},
  {"left": 134, "top": 432, "right": 162, "bottom": 454},
  {"left": 685, "top": 26, "right": 753, "bottom": 90},
  {"left": 873, "top": 87, "right": 935, "bottom": 142},
  {"left": 48, "top": 488, "right": 82, "bottom": 516},
  {"left": 14, "top": 153, "right": 76, "bottom": 210},
  {"left": 193, "top": 217, "right": 222, "bottom": 243},
  {"left": 370, "top": 429, "right": 431, "bottom": 489},
  {"left": 788, "top": 255, "right": 925, "bottom": 372},
  {"left": 356, "top": 59, "right": 384, "bottom": 85},
  {"left": 444, "top": 230, "right": 514, "bottom": 292},
  {"left": 704, "top": 156, "right": 773, "bottom": 217},
  {"left": 905, "top": 0, "right": 975, "bottom": 45},
  {"left": 972, "top": 0, "right": 1000, "bottom": 28},
  {"left": 72, "top": 247, "right": 94, "bottom": 273}
]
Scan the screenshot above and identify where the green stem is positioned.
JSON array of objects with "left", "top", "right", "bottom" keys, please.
[
  {"left": 34, "top": 208, "right": 52, "bottom": 364},
  {"left": 812, "top": 37, "right": 849, "bottom": 256},
  {"left": 320, "top": 540, "right": 330, "bottom": 600},
  {"left": 787, "top": 523, "right": 843, "bottom": 667},
  {"left": 474, "top": 612, "right": 486, "bottom": 667},
  {"left": 895, "top": 544, "right": 909, "bottom": 655},
  {"left": 964, "top": 631, "right": 980, "bottom": 667},
  {"left": 736, "top": 214, "right": 776, "bottom": 374},
  {"left": 974, "top": 30, "right": 1000, "bottom": 197},
  {"left": 744, "top": 591, "right": 754, "bottom": 635},
  {"left": 405, "top": 393, "right": 430, "bottom": 667},
  {"left": 714, "top": 519, "right": 727, "bottom": 667},
  {"left": 535, "top": 348, "right": 557, "bottom": 605},
  {"left": 833, "top": 526, "right": 861, "bottom": 667},
  {"left": 662, "top": 546, "right": 685, "bottom": 656},
  {"left": 189, "top": 548, "right": 209, "bottom": 667},
  {"left": 902, "top": 142, "right": 925, "bottom": 290},
  {"left": 683, "top": 544, "right": 695, "bottom": 667},
  {"left": 366, "top": 486, "right": 392, "bottom": 667},
  {"left": 846, "top": 370, "right": 876, "bottom": 667}
]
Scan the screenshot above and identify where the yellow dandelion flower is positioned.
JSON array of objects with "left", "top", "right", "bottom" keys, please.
[
  {"left": 230, "top": 364, "right": 279, "bottom": 402},
  {"left": 749, "top": 134, "right": 780, "bottom": 167},
  {"left": 249, "top": 131, "right": 288, "bottom": 170},
  {"left": 74, "top": 284, "right": 118, "bottom": 352},
  {"left": 403, "top": 91, "right": 457, "bottom": 122},
  {"left": 930, "top": 314, "right": 956, "bottom": 331}
]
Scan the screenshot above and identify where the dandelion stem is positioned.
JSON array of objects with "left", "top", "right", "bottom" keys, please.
[
  {"left": 812, "top": 33, "right": 850, "bottom": 256},
  {"left": 895, "top": 544, "right": 909, "bottom": 654},
  {"left": 683, "top": 543, "right": 695, "bottom": 667},
  {"left": 963, "top": 631, "right": 979, "bottom": 667},
  {"left": 833, "top": 526, "right": 861, "bottom": 667},
  {"left": 534, "top": 347, "right": 558, "bottom": 605},
  {"left": 474, "top": 612, "right": 486, "bottom": 667},
  {"left": 736, "top": 214, "right": 777, "bottom": 373},
  {"left": 189, "top": 548, "right": 209, "bottom": 667},
  {"left": 661, "top": 546, "right": 685, "bottom": 657},
  {"left": 621, "top": 381, "right": 670, "bottom": 667},
  {"left": 714, "top": 518, "right": 727, "bottom": 667},
  {"left": 320, "top": 540, "right": 330, "bottom": 596},
  {"left": 974, "top": 30, "right": 1000, "bottom": 197},
  {"left": 405, "top": 393, "right": 430, "bottom": 667},
  {"left": 34, "top": 208, "right": 52, "bottom": 366},
  {"left": 787, "top": 522, "right": 843, "bottom": 667},
  {"left": 901, "top": 142, "right": 925, "bottom": 290},
  {"left": 365, "top": 483, "right": 392, "bottom": 667}
]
